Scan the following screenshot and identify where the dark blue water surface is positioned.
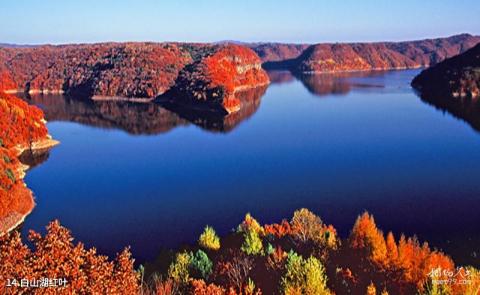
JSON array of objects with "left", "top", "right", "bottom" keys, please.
[{"left": 22, "top": 70, "right": 480, "bottom": 266}]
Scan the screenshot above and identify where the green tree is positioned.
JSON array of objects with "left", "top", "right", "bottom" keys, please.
[{"left": 190, "top": 250, "right": 213, "bottom": 280}]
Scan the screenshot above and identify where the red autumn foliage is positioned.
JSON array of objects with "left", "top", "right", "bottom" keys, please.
[
  {"left": 266, "top": 246, "right": 287, "bottom": 270},
  {"left": 0, "top": 220, "right": 139, "bottom": 294},
  {"left": 0, "top": 93, "right": 48, "bottom": 149},
  {"left": 0, "top": 43, "right": 192, "bottom": 98},
  {"left": 0, "top": 43, "right": 270, "bottom": 109},
  {"left": 0, "top": 147, "right": 34, "bottom": 231},
  {"left": 264, "top": 220, "right": 292, "bottom": 238},
  {"left": 190, "top": 279, "right": 228, "bottom": 295},
  {"left": 202, "top": 45, "right": 269, "bottom": 94},
  {"left": 0, "top": 208, "right": 475, "bottom": 294},
  {"left": 0, "top": 92, "right": 51, "bottom": 232},
  {"left": 295, "top": 34, "right": 480, "bottom": 73},
  {"left": 251, "top": 43, "right": 309, "bottom": 63},
  {"left": 171, "top": 44, "right": 269, "bottom": 113},
  {"left": 0, "top": 70, "right": 16, "bottom": 91}
]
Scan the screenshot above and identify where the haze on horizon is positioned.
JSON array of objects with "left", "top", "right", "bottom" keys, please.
[{"left": 1, "top": 0, "right": 479, "bottom": 45}]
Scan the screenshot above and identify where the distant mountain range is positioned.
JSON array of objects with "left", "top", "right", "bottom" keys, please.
[
  {"left": 249, "top": 34, "right": 480, "bottom": 73},
  {"left": 0, "top": 43, "right": 38, "bottom": 48}
]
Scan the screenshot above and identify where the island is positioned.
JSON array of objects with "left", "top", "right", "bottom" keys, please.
[{"left": 0, "top": 43, "right": 270, "bottom": 114}]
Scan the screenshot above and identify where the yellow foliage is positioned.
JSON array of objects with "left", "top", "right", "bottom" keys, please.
[
  {"left": 366, "top": 281, "right": 376, "bottom": 295},
  {"left": 281, "top": 252, "right": 331, "bottom": 295},
  {"left": 168, "top": 252, "right": 191, "bottom": 284},
  {"left": 198, "top": 226, "right": 221, "bottom": 251}
]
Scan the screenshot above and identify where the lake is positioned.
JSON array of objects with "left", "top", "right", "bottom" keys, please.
[{"left": 21, "top": 69, "right": 480, "bottom": 267}]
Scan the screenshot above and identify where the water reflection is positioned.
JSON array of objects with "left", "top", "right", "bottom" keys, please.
[
  {"left": 24, "top": 70, "right": 480, "bottom": 138},
  {"left": 161, "top": 86, "right": 267, "bottom": 132},
  {"left": 23, "top": 94, "right": 187, "bottom": 135},
  {"left": 20, "top": 68, "right": 480, "bottom": 268},
  {"left": 266, "top": 70, "right": 296, "bottom": 84},
  {"left": 268, "top": 70, "right": 386, "bottom": 97},
  {"left": 22, "top": 86, "right": 267, "bottom": 134},
  {"left": 19, "top": 149, "right": 51, "bottom": 169},
  {"left": 419, "top": 93, "right": 480, "bottom": 133}
]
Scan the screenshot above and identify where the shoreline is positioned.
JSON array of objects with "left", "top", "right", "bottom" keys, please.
[
  {"left": 298, "top": 65, "right": 425, "bottom": 75},
  {"left": 0, "top": 137, "right": 60, "bottom": 235}
]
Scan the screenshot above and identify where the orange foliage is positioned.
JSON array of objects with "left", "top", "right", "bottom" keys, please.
[
  {"left": 202, "top": 44, "right": 269, "bottom": 96},
  {"left": 296, "top": 34, "right": 480, "bottom": 73},
  {"left": 0, "top": 220, "right": 139, "bottom": 294},
  {"left": 0, "top": 147, "right": 34, "bottom": 230},
  {"left": 173, "top": 44, "right": 269, "bottom": 112},
  {"left": 350, "top": 212, "right": 455, "bottom": 290},
  {"left": 350, "top": 212, "right": 387, "bottom": 264},
  {"left": 266, "top": 246, "right": 288, "bottom": 270},
  {"left": 191, "top": 279, "right": 227, "bottom": 295},
  {"left": 0, "top": 92, "right": 50, "bottom": 230},
  {"left": 0, "top": 92, "right": 48, "bottom": 149},
  {"left": 396, "top": 235, "right": 454, "bottom": 289},
  {"left": 4, "top": 209, "right": 456, "bottom": 295},
  {"left": 385, "top": 231, "right": 398, "bottom": 266},
  {"left": 0, "top": 43, "right": 191, "bottom": 98},
  {"left": 0, "top": 71, "right": 16, "bottom": 91},
  {"left": 264, "top": 219, "right": 292, "bottom": 238}
]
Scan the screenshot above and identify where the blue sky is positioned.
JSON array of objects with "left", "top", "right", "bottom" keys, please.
[{"left": 1, "top": 0, "right": 479, "bottom": 44}]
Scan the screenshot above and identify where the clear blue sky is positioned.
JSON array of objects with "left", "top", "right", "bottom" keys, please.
[{"left": 1, "top": 0, "right": 479, "bottom": 44}]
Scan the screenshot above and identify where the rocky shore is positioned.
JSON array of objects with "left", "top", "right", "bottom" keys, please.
[{"left": 0, "top": 92, "right": 58, "bottom": 234}]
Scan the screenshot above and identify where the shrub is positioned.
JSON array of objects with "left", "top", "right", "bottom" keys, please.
[
  {"left": 281, "top": 251, "right": 330, "bottom": 295},
  {"left": 265, "top": 243, "right": 275, "bottom": 256},
  {"left": 241, "top": 229, "right": 263, "bottom": 255},
  {"left": 419, "top": 279, "right": 451, "bottom": 295},
  {"left": 366, "top": 282, "right": 376, "bottom": 295},
  {"left": 198, "top": 226, "right": 220, "bottom": 251},
  {"left": 190, "top": 279, "right": 226, "bottom": 295},
  {"left": 168, "top": 252, "right": 192, "bottom": 284},
  {"left": 140, "top": 274, "right": 181, "bottom": 295},
  {"left": 244, "top": 278, "right": 262, "bottom": 295},
  {"left": 461, "top": 267, "right": 480, "bottom": 295},
  {"left": 267, "top": 246, "right": 288, "bottom": 270},
  {"left": 190, "top": 250, "right": 213, "bottom": 280},
  {"left": 237, "top": 213, "right": 264, "bottom": 235}
]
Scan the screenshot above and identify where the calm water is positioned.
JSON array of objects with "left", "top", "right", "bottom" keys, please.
[{"left": 21, "top": 69, "right": 480, "bottom": 267}]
